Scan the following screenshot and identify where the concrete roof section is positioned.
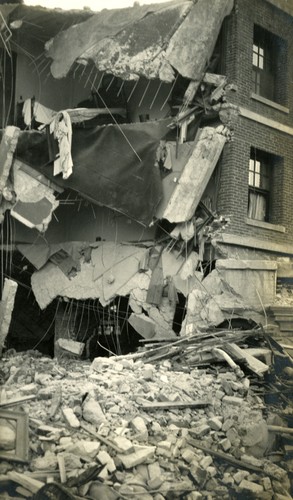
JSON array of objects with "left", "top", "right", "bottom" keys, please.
[{"left": 45, "top": 0, "right": 234, "bottom": 82}]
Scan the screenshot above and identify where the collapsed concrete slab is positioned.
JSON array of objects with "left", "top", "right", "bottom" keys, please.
[
  {"left": 162, "top": 127, "right": 227, "bottom": 223},
  {"left": 45, "top": 0, "right": 233, "bottom": 83}
]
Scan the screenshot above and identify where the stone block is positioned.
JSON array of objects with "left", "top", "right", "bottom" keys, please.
[
  {"left": 131, "top": 416, "right": 148, "bottom": 441},
  {"left": 82, "top": 398, "right": 106, "bottom": 426},
  {"left": 208, "top": 417, "right": 222, "bottom": 431},
  {"left": 222, "top": 395, "right": 243, "bottom": 406},
  {"left": 239, "top": 479, "right": 264, "bottom": 494},
  {"left": 62, "top": 407, "right": 80, "bottom": 429},
  {"left": 219, "top": 438, "right": 231, "bottom": 451},
  {"left": 118, "top": 446, "right": 155, "bottom": 469}
]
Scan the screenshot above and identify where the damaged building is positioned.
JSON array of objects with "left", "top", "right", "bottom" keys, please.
[{"left": 0, "top": 0, "right": 293, "bottom": 359}]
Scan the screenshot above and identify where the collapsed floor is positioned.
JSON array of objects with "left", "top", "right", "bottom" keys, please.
[{"left": 0, "top": 328, "right": 292, "bottom": 500}]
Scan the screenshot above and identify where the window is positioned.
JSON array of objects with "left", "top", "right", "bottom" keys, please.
[
  {"left": 248, "top": 148, "right": 271, "bottom": 222},
  {"left": 252, "top": 25, "right": 287, "bottom": 105}
]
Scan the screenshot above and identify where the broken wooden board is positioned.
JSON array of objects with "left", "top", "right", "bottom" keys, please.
[
  {"left": 162, "top": 127, "right": 226, "bottom": 223},
  {"left": 0, "top": 395, "right": 36, "bottom": 408},
  {"left": 140, "top": 400, "right": 210, "bottom": 410},
  {"left": 0, "top": 278, "right": 18, "bottom": 356},
  {"left": 187, "top": 437, "right": 270, "bottom": 477},
  {"left": 224, "top": 343, "right": 269, "bottom": 377},
  {"left": 7, "top": 472, "right": 44, "bottom": 493}
]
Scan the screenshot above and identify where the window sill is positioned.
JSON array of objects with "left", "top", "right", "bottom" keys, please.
[
  {"left": 246, "top": 218, "right": 286, "bottom": 233},
  {"left": 251, "top": 93, "right": 289, "bottom": 114}
]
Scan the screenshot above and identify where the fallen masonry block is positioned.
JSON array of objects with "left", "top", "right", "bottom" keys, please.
[
  {"left": 147, "top": 475, "right": 163, "bottom": 490},
  {"left": 112, "top": 436, "right": 134, "bottom": 453},
  {"left": 207, "top": 417, "right": 222, "bottom": 431},
  {"left": 190, "top": 424, "right": 210, "bottom": 438},
  {"left": 222, "top": 396, "right": 243, "bottom": 406},
  {"left": 131, "top": 416, "right": 148, "bottom": 441},
  {"left": 219, "top": 438, "right": 231, "bottom": 452},
  {"left": 239, "top": 479, "right": 264, "bottom": 494},
  {"left": 82, "top": 398, "right": 106, "bottom": 426},
  {"left": 118, "top": 446, "right": 156, "bottom": 469},
  {"left": 62, "top": 407, "right": 80, "bottom": 429},
  {"left": 97, "top": 450, "right": 116, "bottom": 472},
  {"left": 181, "top": 448, "right": 197, "bottom": 463},
  {"left": 128, "top": 313, "right": 156, "bottom": 339},
  {"left": 148, "top": 461, "right": 162, "bottom": 481},
  {"left": 189, "top": 464, "right": 207, "bottom": 487},
  {"left": 56, "top": 338, "right": 84, "bottom": 356}
]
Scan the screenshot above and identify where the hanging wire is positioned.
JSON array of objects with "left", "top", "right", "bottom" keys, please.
[
  {"left": 127, "top": 78, "right": 140, "bottom": 105},
  {"left": 32, "top": 300, "right": 60, "bottom": 351},
  {"left": 150, "top": 80, "right": 162, "bottom": 110},
  {"left": 138, "top": 79, "right": 151, "bottom": 108},
  {"left": 160, "top": 73, "right": 178, "bottom": 111}
]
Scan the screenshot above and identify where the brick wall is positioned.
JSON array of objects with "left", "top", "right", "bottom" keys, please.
[{"left": 217, "top": 0, "right": 293, "bottom": 247}]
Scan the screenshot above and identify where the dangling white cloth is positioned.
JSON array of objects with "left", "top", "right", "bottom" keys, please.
[{"left": 50, "top": 111, "right": 73, "bottom": 180}]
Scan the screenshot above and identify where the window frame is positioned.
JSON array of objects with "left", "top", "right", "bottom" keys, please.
[{"left": 248, "top": 148, "right": 272, "bottom": 223}]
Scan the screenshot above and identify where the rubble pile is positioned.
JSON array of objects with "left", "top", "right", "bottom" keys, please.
[{"left": 0, "top": 335, "right": 292, "bottom": 500}]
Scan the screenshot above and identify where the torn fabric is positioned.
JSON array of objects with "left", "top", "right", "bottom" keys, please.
[
  {"left": 16, "top": 119, "right": 171, "bottom": 225},
  {"left": 50, "top": 111, "right": 73, "bottom": 179}
]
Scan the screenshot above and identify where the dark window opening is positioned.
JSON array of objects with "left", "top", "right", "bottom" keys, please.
[
  {"left": 252, "top": 25, "right": 287, "bottom": 105},
  {"left": 172, "top": 293, "right": 186, "bottom": 334}
]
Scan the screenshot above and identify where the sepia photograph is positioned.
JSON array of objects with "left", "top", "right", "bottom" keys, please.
[{"left": 0, "top": 0, "right": 292, "bottom": 498}]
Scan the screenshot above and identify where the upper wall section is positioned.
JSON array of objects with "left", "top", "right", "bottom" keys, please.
[{"left": 222, "top": 0, "right": 293, "bottom": 128}]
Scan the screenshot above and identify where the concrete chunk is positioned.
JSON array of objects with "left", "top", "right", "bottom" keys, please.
[
  {"left": 239, "top": 479, "right": 264, "bottom": 494},
  {"left": 131, "top": 416, "right": 148, "bottom": 441},
  {"left": 118, "top": 446, "right": 155, "bottom": 469},
  {"left": 208, "top": 417, "right": 222, "bottom": 431},
  {"left": 222, "top": 395, "right": 243, "bottom": 406},
  {"left": 62, "top": 408, "right": 80, "bottom": 429}
]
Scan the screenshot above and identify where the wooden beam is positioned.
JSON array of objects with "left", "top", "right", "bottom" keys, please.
[{"left": 140, "top": 400, "right": 210, "bottom": 410}]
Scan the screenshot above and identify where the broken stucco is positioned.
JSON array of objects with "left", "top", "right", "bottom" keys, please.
[
  {"left": 162, "top": 126, "right": 228, "bottom": 223},
  {"left": 45, "top": 1, "right": 190, "bottom": 80},
  {"left": 0, "top": 278, "right": 18, "bottom": 355},
  {"left": 11, "top": 161, "right": 59, "bottom": 232}
]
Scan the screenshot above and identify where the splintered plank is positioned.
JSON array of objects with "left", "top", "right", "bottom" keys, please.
[
  {"left": 224, "top": 343, "right": 269, "bottom": 377},
  {"left": 162, "top": 127, "right": 226, "bottom": 223},
  {"left": 187, "top": 437, "right": 270, "bottom": 476},
  {"left": 7, "top": 471, "right": 44, "bottom": 494},
  {"left": 140, "top": 400, "right": 210, "bottom": 410}
]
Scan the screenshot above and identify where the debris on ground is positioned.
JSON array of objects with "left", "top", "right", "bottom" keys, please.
[{"left": 0, "top": 329, "right": 292, "bottom": 499}]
